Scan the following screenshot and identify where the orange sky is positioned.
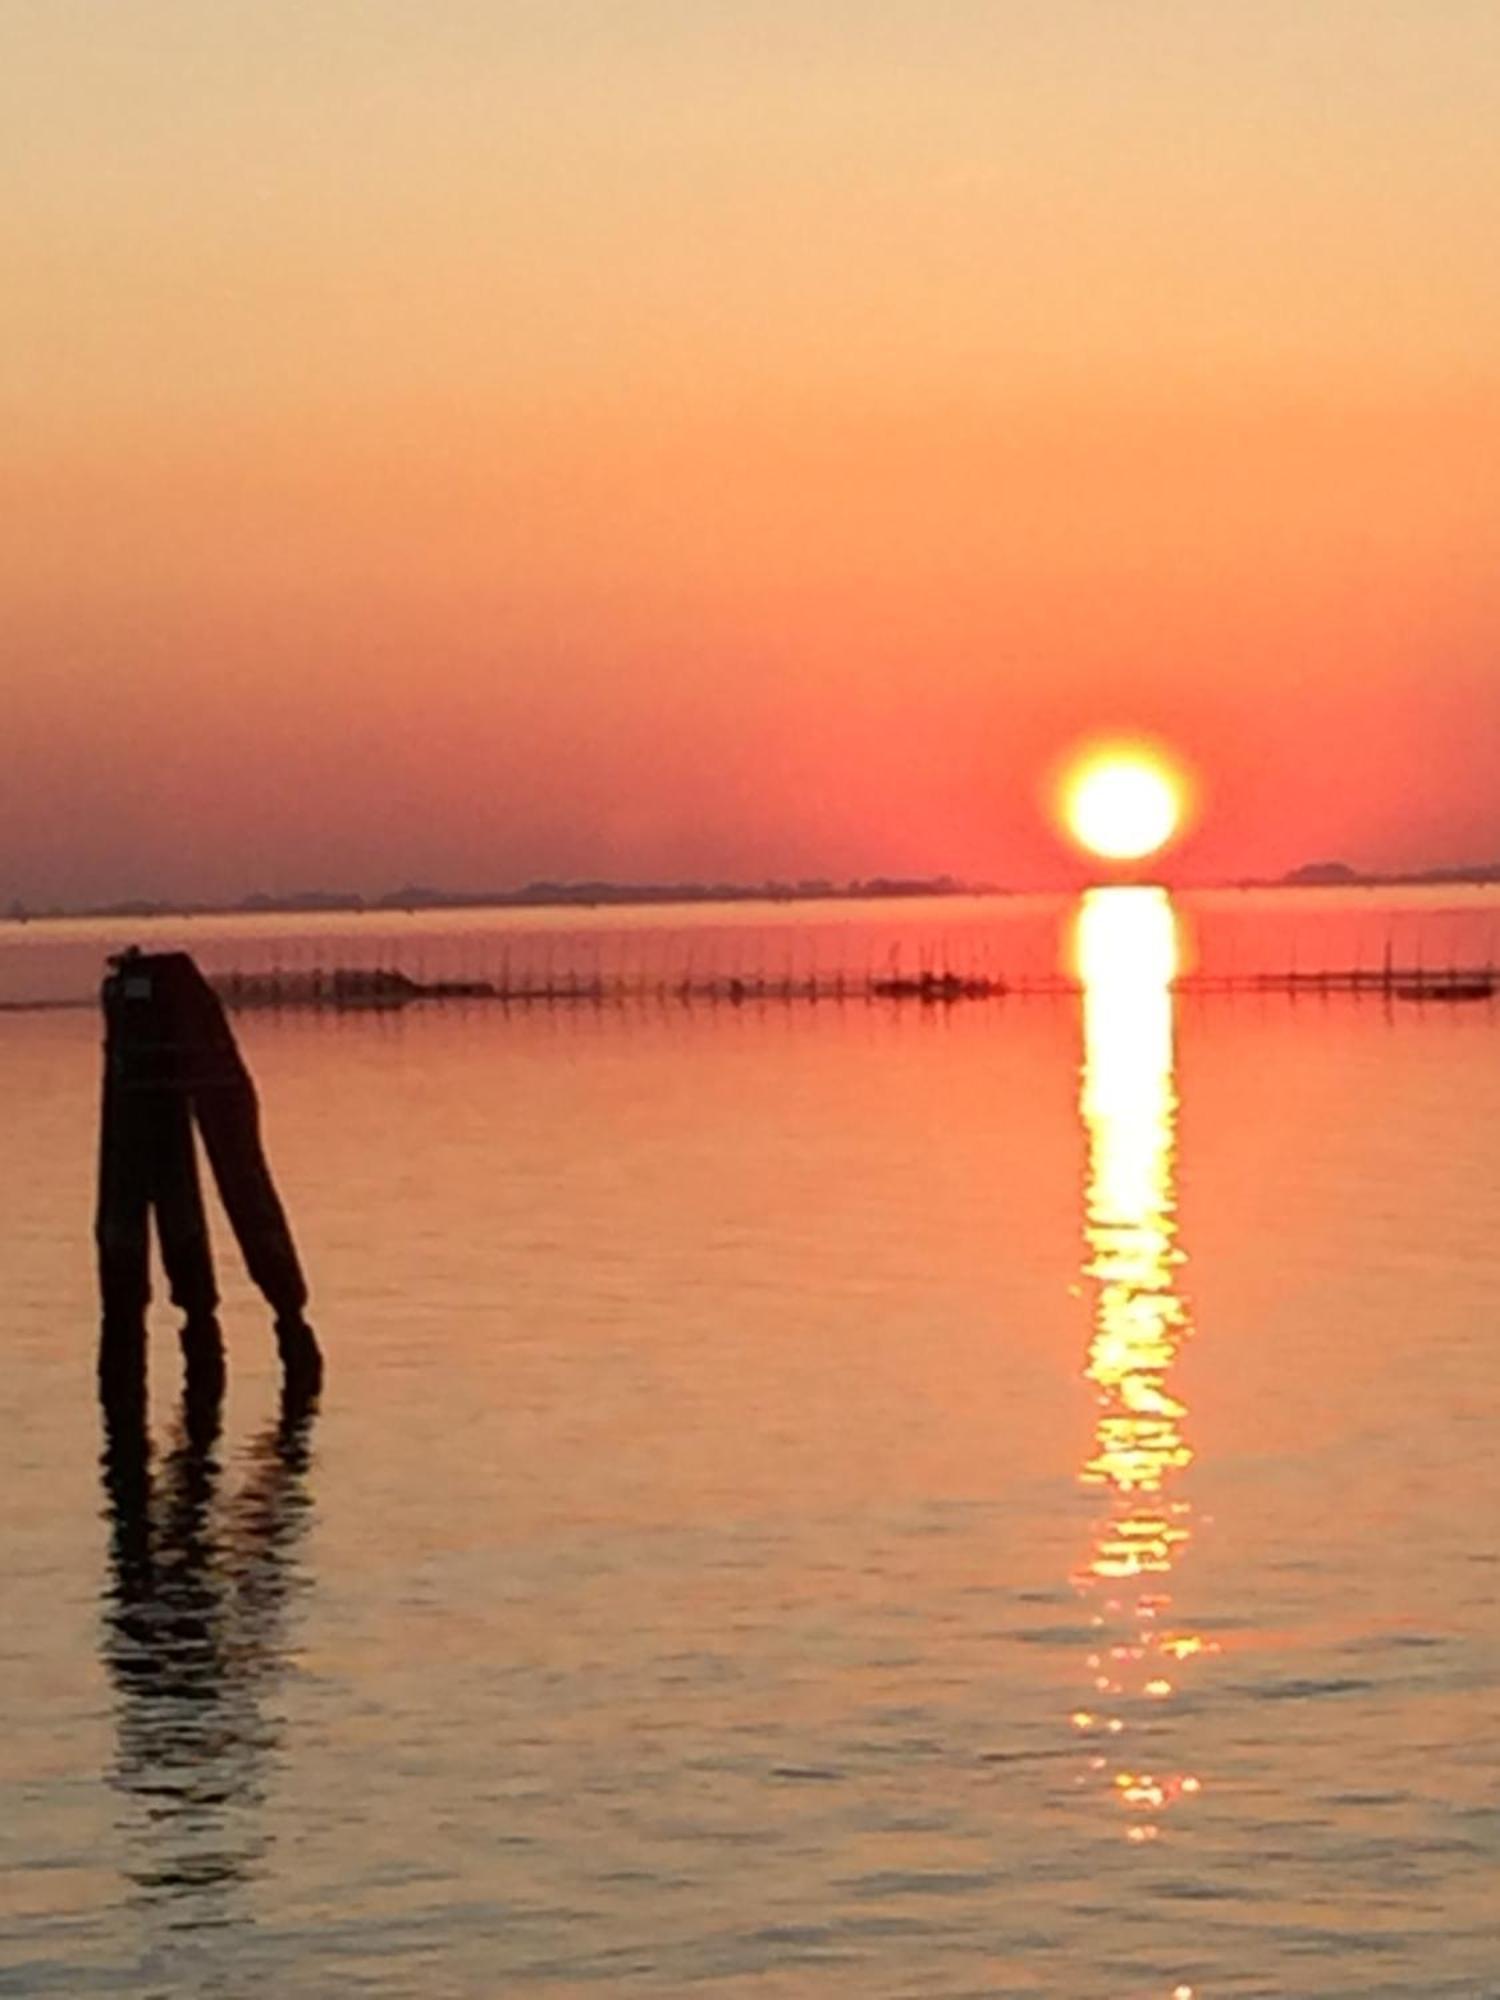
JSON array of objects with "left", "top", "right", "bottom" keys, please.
[{"left": 4, "top": 2, "right": 1500, "bottom": 903}]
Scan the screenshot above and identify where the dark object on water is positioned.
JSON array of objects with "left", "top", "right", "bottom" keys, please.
[
  {"left": 214, "top": 965, "right": 499, "bottom": 1009},
  {"left": 1390, "top": 975, "right": 1496, "bottom": 1003},
  {"left": 869, "top": 970, "right": 1007, "bottom": 1003},
  {"left": 96, "top": 947, "right": 322, "bottom": 1405}
]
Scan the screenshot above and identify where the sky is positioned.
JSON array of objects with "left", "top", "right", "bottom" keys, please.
[{"left": 4, "top": 1, "right": 1500, "bottom": 904}]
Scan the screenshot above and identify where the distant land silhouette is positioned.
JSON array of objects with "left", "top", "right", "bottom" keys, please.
[
  {"left": 9, "top": 861, "right": 1500, "bottom": 926},
  {"left": 1268, "top": 859, "right": 1500, "bottom": 890},
  {"left": 3, "top": 874, "right": 987, "bottom": 924}
]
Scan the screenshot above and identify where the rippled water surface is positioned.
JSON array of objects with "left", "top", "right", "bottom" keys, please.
[{"left": 2, "top": 894, "right": 1497, "bottom": 1997}]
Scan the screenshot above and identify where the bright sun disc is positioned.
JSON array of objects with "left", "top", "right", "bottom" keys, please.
[{"left": 1064, "top": 751, "right": 1182, "bottom": 862}]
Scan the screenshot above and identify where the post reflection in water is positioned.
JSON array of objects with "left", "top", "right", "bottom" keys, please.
[
  {"left": 1070, "top": 887, "right": 1213, "bottom": 1843},
  {"left": 99, "top": 1384, "right": 318, "bottom": 1926}
]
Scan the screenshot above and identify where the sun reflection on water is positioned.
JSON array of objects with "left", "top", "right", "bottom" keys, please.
[{"left": 1071, "top": 887, "right": 1214, "bottom": 1843}]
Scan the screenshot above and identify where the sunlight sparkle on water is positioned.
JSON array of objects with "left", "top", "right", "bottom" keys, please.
[{"left": 1071, "top": 886, "right": 1209, "bottom": 1839}]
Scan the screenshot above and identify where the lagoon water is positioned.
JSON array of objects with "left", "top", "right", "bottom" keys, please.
[{"left": 1, "top": 890, "right": 1497, "bottom": 1997}]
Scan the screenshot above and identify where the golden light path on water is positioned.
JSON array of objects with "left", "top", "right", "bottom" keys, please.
[{"left": 1070, "top": 887, "right": 1215, "bottom": 1871}]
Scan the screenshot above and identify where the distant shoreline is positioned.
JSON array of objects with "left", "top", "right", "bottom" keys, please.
[
  {"left": 6, "top": 862, "right": 1500, "bottom": 926},
  {"left": 2, "top": 876, "right": 994, "bottom": 925}
]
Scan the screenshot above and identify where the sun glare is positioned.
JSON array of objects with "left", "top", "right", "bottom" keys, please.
[{"left": 1063, "top": 749, "right": 1184, "bottom": 864}]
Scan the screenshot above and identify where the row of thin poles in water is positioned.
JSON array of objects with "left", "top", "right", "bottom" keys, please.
[{"left": 205, "top": 916, "right": 1500, "bottom": 1011}]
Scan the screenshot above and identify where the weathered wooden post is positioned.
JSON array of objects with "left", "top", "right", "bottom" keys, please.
[{"left": 96, "top": 948, "right": 322, "bottom": 1406}]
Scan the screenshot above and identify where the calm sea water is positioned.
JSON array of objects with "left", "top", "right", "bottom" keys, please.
[{"left": 1, "top": 892, "right": 1496, "bottom": 1997}]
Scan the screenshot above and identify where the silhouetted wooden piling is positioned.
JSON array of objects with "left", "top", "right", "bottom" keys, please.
[
  {"left": 96, "top": 948, "right": 321, "bottom": 1405},
  {"left": 96, "top": 1034, "right": 160, "bottom": 1402}
]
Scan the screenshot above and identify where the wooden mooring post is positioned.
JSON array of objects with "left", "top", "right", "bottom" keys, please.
[{"left": 96, "top": 947, "right": 322, "bottom": 1408}]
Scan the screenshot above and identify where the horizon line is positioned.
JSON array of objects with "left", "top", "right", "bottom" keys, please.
[{"left": 10, "top": 857, "right": 1500, "bottom": 926}]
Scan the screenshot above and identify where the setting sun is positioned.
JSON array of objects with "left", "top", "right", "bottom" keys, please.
[{"left": 1063, "top": 750, "right": 1185, "bottom": 863}]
